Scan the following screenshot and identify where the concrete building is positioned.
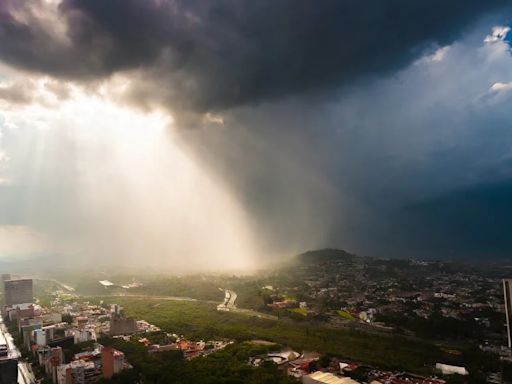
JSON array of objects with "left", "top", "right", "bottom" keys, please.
[
  {"left": 101, "top": 347, "right": 124, "bottom": 379},
  {"left": 110, "top": 304, "right": 121, "bottom": 316},
  {"left": 66, "top": 329, "right": 96, "bottom": 344},
  {"left": 42, "top": 313, "right": 62, "bottom": 325},
  {"left": 75, "top": 317, "right": 88, "bottom": 330},
  {"left": 4, "top": 279, "right": 33, "bottom": 306},
  {"left": 109, "top": 316, "right": 137, "bottom": 336},
  {"left": 36, "top": 346, "right": 50, "bottom": 366},
  {"left": 44, "top": 347, "right": 64, "bottom": 384},
  {"left": 56, "top": 364, "right": 69, "bottom": 384},
  {"left": 504, "top": 279, "right": 512, "bottom": 349},
  {"left": 6, "top": 303, "right": 41, "bottom": 322},
  {"left": 0, "top": 275, "right": 10, "bottom": 288},
  {"left": 0, "top": 359, "right": 17, "bottom": 384},
  {"left": 20, "top": 321, "right": 42, "bottom": 350},
  {"left": 0, "top": 331, "right": 17, "bottom": 384},
  {"left": 48, "top": 336, "right": 75, "bottom": 350},
  {"left": 303, "top": 372, "right": 359, "bottom": 384},
  {"left": 435, "top": 363, "right": 469, "bottom": 376},
  {"left": 57, "top": 360, "right": 99, "bottom": 384},
  {"left": 34, "top": 329, "right": 47, "bottom": 346}
]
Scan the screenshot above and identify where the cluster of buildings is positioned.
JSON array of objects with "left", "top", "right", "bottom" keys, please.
[
  {"left": 2, "top": 263, "right": 508, "bottom": 383},
  {"left": 249, "top": 347, "right": 324, "bottom": 381},
  {"left": 248, "top": 347, "right": 457, "bottom": 384},
  {"left": 98, "top": 280, "right": 142, "bottom": 289},
  {"left": 248, "top": 348, "right": 345, "bottom": 382},
  {"left": 261, "top": 258, "right": 507, "bottom": 346},
  {"left": 28, "top": 301, "right": 148, "bottom": 383},
  {"left": 303, "top": 372, "right": 359, "bottom": 384},
  {"left": 2, "top": 274, "right": 240, "bottom": 383},
  {"left": 367, "top": 370, "right": 448, "bottom": 384},
  {"left": 146, "top": 336, "right": 232, "bottom": 359},
  {"left": 35, "top": 343, "right": 127, "bottom": 384},
  {"left": 0, "top": 276, "right": 35, "bottom": 383},
  {"left": 0, "top": 276, "right": 141, "bottom": 383}
]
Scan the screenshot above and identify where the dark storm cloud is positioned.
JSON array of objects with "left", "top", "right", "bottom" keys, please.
[
  {"left": 0, "top": 0, "right": 509, "bottom": 113},
  {"left": 398, "top": 179, "right": 512, "bottom": 259},
  {"left": 177, "top": 31, "right": 512, "bottom": 260},
  {"left": 3, "top": 0, "right": 512, "bottom": 263}
]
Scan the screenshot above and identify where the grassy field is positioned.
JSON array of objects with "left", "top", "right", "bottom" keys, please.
[
  {"left": 97, "top": 296, "right": 450, "bottom": 374},
  {"left": 288, "top": 308, "right": 307, "bottom": 317},
  {"left": 337, "top": 310, "right": 356, "bottom": 321}
]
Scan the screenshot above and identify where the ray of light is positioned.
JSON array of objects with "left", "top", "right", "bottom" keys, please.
[{"left": 0, "top": 80, "right": 258, "bottom": 271}]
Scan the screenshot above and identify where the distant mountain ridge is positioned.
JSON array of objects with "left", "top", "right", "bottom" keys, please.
[{"left": 296, "top": 248, "right": 362, "bottom": 263}]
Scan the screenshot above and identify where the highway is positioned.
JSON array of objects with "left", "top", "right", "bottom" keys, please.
[
  {"left": 217, "top": 289, "right": 237, "bottom": 310},
  {"left": 225, "top": 290, "right": 237, "bottom": 308}
]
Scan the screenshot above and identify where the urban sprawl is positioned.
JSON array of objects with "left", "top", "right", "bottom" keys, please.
[{"left": 0, "top": 250, "right": 512, "bottom": 384}]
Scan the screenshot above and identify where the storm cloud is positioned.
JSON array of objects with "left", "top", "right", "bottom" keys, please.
[
  {"left": 0, "top": 0, "right": 510, "bottom": 114},
  {"left": 1, "top": 1, "right": 512, "bottom": 265}
]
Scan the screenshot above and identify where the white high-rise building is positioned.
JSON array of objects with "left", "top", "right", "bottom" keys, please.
[
  {"left": 34, "top": 329, "right": 46, "bottom": 346},
  {"left": 503, "top": 279, "right": 512, "bottom": 349}
]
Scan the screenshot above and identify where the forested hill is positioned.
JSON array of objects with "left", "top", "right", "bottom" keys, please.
[
  {"left": 293, "top": 248, "right": 506, "bottom": 278},
  {"left": 296, "top": 248, "right": 364, "bottom": 264}
]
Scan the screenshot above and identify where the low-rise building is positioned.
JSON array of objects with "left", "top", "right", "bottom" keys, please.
[{"left": 303, "top": 372, "right": 359, "bottom": 384}]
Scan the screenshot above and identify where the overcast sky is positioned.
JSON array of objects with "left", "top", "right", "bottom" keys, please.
[{"left": 1, "top": 1, "right": 512, "bottom": 269}]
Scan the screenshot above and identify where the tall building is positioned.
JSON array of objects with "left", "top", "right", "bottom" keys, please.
[
  {"left": 0, "top": 275, "right": 8, "bottom": 298},
  {"left": 101, "top": 347, "right": 124, "bottom": 379},
  {"left": 0, "top": 359, "right": 17, "bottom": 384},
  {"left": 34, "top": 329, "right": 47, "bottom": 346},
  {"left": 504, "top": 279, "right": 512, "bottom": 349},
  {"left": 0, "top": 332, "right": 17, "bottom": 384},
  {"left": 45, "top": 347, "right": 64, "bottom": 384},
  {"left": 4, "top": 279, "right": 33, "bottom": 306},
  {"left": 109, "top": 316, "right": 137, "bottom": 336}
]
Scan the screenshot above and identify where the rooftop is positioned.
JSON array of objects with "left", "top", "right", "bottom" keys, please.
[{"left": 306, "top": 371, "right": 359, "bottom": 384}]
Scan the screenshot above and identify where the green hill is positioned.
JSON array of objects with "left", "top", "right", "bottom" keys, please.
[{"left": 296, "top": 248, "right": 362, "bottom": 263}]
